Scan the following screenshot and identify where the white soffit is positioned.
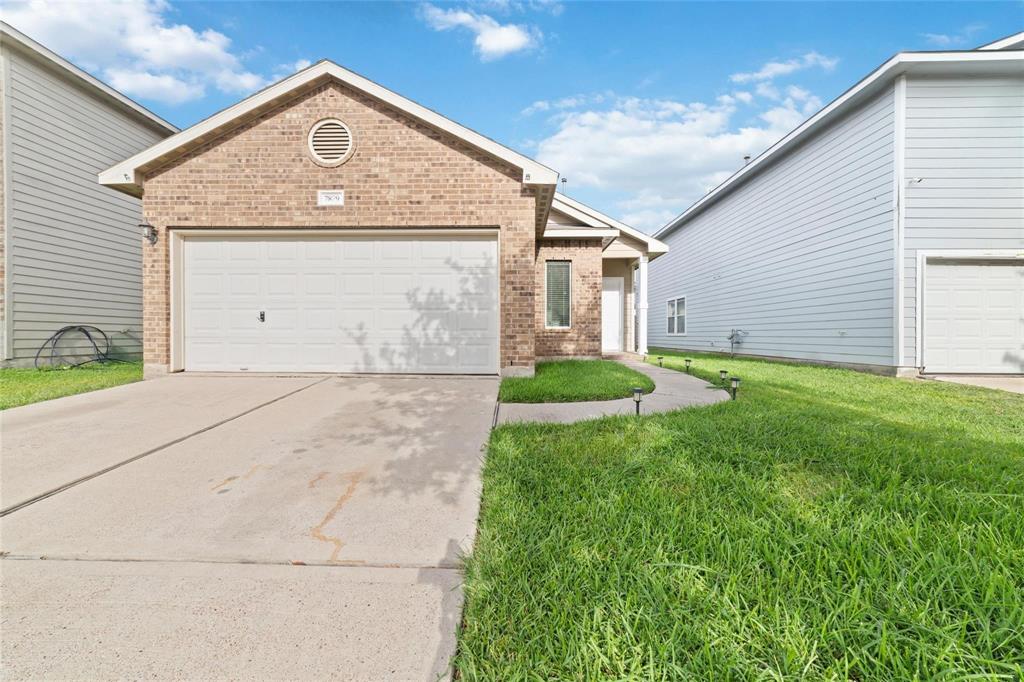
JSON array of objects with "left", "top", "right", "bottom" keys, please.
[
  {"left": 99, "top": 60, "right": 559, "bottom": 195},
  {"left": 542, "top": 227, "right": 620, "bottom": 239},
  {"left": 656, "top": 49, "right": 1024, "bottom": 238},
  {"left": 554, "top": 194, "right": 668, "bottom": 255}
]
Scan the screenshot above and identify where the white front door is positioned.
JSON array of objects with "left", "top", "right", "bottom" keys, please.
[
  {"left": 924, "top": 259, "right": 1024, "bottom": 374},
  {"left": 601, "top": 276, "right": 624, "bottom": 353},
  {"left": 183, "top": 235, "right": 499, "bottom": 374}
]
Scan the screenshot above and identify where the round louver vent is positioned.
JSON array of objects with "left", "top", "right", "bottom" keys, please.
[{"left": 308, "top": 119, "right": 354, "bottom": 166}]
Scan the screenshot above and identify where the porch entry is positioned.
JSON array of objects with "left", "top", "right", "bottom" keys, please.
[{"left": 602, "top": 276, "right": 624, "bottom": 353}]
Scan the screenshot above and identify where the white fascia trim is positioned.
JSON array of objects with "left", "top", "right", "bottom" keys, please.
[
  {"left": 553, "top": 194, "right": 669, "bottom": 254},
  {"left": 892, "top": 75, "right": 907, "bottom": 367},
  {"left": 0, "top": 22, "right": 177, "bottom": 134},
  {"left": 100, "top": 60, "right": 558, "bottom": 193},
  {"left": 655, "top": 50, "right": 1024, "bottom": 239},
  {"left": 542, "top": 227, "right": 619, "bottom": 239},
  {"left": 171, "top": 227, "right": 500, "bottom": 238},
  {"left": 976, "top": 31, "right": 1024, "bottom": 50}
]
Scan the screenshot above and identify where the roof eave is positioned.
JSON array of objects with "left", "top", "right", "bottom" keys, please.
[
  {"left": 655, "top": 49, "right": 1024, "bottom": 239},
  {"left": 1, "top": 22, "right": 178, "bottom": 136},
  {"left": 99, "top": 60, "right": 558, "bottom": 196},
  {"left": 554, "top": 194, "right": 669, "bottom": 254}
]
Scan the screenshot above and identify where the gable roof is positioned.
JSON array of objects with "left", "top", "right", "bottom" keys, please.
[
  {"left": 977, "top": 31, "right": 1024, "bottom": 50},
  {"left": 655, "top": 48, "right": 1024, "bottom": 239},
  {"left": 552, "top": 194, "right": 668, "bottom": 257},
  {"left": 99, "top": 59, "right": 559, "bottom": 196},
  {"left": 0, "top": 22, "right": 178, "bottom": 135}
]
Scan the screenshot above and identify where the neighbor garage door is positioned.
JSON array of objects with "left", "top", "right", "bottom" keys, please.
[
  {"left": 183, "top": 235, "right": 499, "bottom": 374},
  {"left": 923, "top": 259, "right": 1023, "bottom": 374}
]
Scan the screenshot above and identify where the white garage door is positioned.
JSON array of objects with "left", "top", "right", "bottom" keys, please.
[
  {"left": 183, "top": 235, "right": 499, "bottom": 374},
  {"left": 924, "top": 259, "right": 1023, "bottom": 374}
]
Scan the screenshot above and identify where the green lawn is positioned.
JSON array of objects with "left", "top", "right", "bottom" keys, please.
[
  {"left": 458, "top": 351, "right": 1024, "bottom": 679},
  {"left": 0, "top": 362, "right": 142, "bottom": 410},
  {"left": 499, "top": 359, "right": 655, "bottom": 403}
]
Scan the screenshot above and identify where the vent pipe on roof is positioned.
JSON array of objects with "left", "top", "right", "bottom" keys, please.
[{"left": 743, "top": 155, "right": 751, "bottom": 166}]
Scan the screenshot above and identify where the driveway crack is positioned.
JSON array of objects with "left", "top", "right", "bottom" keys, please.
[{"left": 0, "top": 377, "right": 329, "bottom": 517}]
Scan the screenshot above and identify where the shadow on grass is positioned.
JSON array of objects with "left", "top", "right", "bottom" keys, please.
[{"left": 457, "top": 353, "right": 1024, "bottom": 679}]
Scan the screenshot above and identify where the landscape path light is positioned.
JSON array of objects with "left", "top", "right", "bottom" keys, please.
[
  {"left": 684, "top": 358, "right": 692, "bottom": 373},
  {"left": 719, "top": 369, "right": 728, "bottom": 384},
  {"left": 730, "top": 376, "right": 741, "bottom": 400},
  {"left": 657, "top": 356, "right": 664, "bottom": 367},
  {"left": 632, "top": 387, "right": 644, "bottom": 416}
]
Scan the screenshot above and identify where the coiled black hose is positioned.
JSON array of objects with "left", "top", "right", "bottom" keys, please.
[{"left": 34, "top": 325, "right": 128, "bottom": 369}]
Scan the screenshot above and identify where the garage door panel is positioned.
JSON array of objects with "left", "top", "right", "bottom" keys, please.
[
  {"left": 924, "top": 260, "right": 1023, "bottom": 374},
  {"left": 184, "top": 236, "right": 498, "bottom": 373},
  {"left": 227, "top": 241, "right": 260, "bottom": 261}
]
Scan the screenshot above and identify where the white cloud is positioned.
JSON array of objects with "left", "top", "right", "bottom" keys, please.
[
  {"left": 105, "top": 68, "right": 203, "bottom": 104},
  {"left": 270, "top": 58, "right": 314, "bottom": 83},
  {"left": 521, "top": 91, "right": 610, "bottom": 116},
  {"left": 755, "top": 82, "right": 781, "bottom": 100},
  {"left": 730, "top": 51, "right": 838, "bottom": 83},
  {"left": 922, "top": 23, "right": 986, "bottom": 47},
  {"left": 420, "top": 3, "right": 540, "bottom": 60},
  {"left": 2, "top": 0, "right": 276, "bottom": 104},
  {"left": 535, "top": 93, "right": 814, "bottom": 231}
]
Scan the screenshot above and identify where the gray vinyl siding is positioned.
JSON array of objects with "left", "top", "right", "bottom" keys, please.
[
  {"left": 901, "top": 75, "right": 1024, "bottom": 367},
  {"left": 2, "top": 43, "right": 169, "bottom": 362},
  {"left": 649, "top": 88, "right": 896, "bottom": 367}
]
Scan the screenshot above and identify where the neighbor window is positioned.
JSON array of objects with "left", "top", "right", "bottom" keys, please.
[
  {"left": 667, "top": 297, "right": 686, "bottom": 335},
  {"left": 545, "top": 261, "right": 571, "bottom": 328}
]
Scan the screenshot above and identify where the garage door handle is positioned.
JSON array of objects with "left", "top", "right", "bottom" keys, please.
[{"left": 258, "top": 311, "right": 265, "bottom": 322}]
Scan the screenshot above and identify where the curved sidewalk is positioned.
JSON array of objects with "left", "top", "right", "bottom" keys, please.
[{"left": 495, "top": 358, "right": 729, "bottom": 425}]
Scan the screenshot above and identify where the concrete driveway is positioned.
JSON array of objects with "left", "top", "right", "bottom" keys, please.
[{"left": 1, "top": 373, "right": 498, "bottom": 680}]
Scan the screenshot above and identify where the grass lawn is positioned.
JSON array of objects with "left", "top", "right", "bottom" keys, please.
[
  {"left": 458, "top": 351, "right": 1024, "bottom": 679},
  {"left": 499, "top": 359, "right": 655, "bottom": 403},
  {"left": 0, "top": 362, "right": 142, "bottom": 410}
]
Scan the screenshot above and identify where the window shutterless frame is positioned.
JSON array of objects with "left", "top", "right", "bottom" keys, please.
[
  {"left": 545, "top": 260, "right": 572, "bottom": 329},
  {"left": 667, "top": 296, "right": 686, "bottom": 335}
]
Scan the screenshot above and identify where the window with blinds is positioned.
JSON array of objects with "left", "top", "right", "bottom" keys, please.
[
  {"left": 545, "top": 261, "right": 571, "bottom": 328},
  {"left": 667, "top": 297, "right": 686, "bottom": 335}
]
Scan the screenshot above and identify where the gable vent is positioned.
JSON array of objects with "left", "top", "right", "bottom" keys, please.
[{"left": 308, "top": 119, "right": 354, "bottom": 166}]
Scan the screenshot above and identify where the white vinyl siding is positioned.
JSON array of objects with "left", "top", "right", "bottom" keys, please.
[
  {"left": 667, "top": 297, "right": 685, "bottom": 335},
  {"left": 649, "top": 89, "right": 896, "bottom": 366},
  {"left": 2, "top": 43, "right": 170, "bottom": 362},
  {"left": 545, "top": 260, "right": 571, "bottom": 328},
  {"left": 901, "top": 75, "right": 1024, "bottom": 366}
]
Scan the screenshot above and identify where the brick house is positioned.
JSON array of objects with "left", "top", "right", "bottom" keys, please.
[{"left": 100, "top": 60, "right": 666, "bottom": 378}]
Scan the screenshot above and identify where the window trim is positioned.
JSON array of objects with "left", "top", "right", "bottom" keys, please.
[
  {"left": 545, "top": 260, "right": 572, "bottom": 329},
  {"left": 667, "top": 296, "right": 686, "bottom": 336}
]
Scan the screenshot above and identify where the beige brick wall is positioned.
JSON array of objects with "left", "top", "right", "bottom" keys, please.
[
  {"left": 535, "top": 239, "right": 602, "bottom": 359},
  {"left": 141, "top": 80, "right": 543, "bottom": 375}
]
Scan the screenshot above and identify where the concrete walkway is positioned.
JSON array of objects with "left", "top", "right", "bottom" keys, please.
[
  {"left": 929, "top": 374, "right": 1024, "bottom": 394},
  {"left": 496, "top": 358, "right": 728, "bottom": 424}
]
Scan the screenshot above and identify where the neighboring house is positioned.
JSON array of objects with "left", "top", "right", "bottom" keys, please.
[
  {"left": 99, "top": 60, "right": 666, "bottom": 378},
  {"left": 0, "top": 23, "right": 177, "bottom": 366},
  {"left": 650, "top": 32, "right": 1024, "bottom": 376}
]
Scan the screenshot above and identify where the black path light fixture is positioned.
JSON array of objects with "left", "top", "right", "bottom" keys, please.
[
  {"left": 730, "top": 376, "right": 741, "bottom": 400},
  {"left": 719, "top": 369, "right": 729, "bottom": 385},
  {"left": 684, "top": 358, "right": 692, "bottom": 373},
  {"left": 139, "top": 222, "right": 158, "bottom": 246},
  {"left": 657, "top": 356, "right": 664, "bottom": 367},
  {"left": 632, "top": 386, "right": 644, "bottom": 416}
]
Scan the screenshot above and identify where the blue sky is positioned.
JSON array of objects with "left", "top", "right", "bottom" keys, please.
[{"left": 6, "top": 1, "right": 1022, "bottom": 231}]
